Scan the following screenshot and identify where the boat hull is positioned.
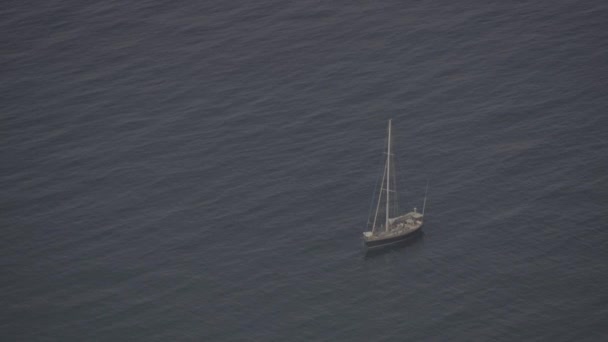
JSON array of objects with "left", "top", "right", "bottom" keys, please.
[{"left": 363, "top": 225, "right": 423, "bottom": 249}]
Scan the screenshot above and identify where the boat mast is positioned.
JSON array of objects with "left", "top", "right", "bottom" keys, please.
[{"left": 386, "top": 119, "right": 391, "bottom": 232}]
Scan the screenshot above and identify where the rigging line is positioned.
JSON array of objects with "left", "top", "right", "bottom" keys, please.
[
  {"left": 422, "top": 179, "right": 430, "bottom": 216},
  {"left": 371, "top": 158, "right": 388, "bottom": 233},
  {"left": 366, "top": 135, "right": 388, "bottom": 229},
  {"left": 392, "top": 135, "right": 406, "bottom": 211},
  {"left": 386, "top": 120, "right": 391, "bottom": 232},
  {"left": 391, "top": 151, "right": 398, "bottom": 216},
  {"left": 389, "top": 130, "right": 399, "bottom": 216}
]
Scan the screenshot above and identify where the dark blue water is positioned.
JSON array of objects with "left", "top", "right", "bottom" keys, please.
[{"left": 3, "top": 1, "right": 608, "bottom": 340}]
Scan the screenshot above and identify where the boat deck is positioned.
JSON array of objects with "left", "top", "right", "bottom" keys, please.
[
  {"left": 363, "top": 212, "right": 423, "bottom": 241},
  {"left": 363, "top": 223, "right": 421, "bottom": 241}
]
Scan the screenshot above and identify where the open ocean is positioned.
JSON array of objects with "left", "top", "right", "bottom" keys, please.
[{"left": 3, "top": 0, "right": 608, "bottom": 340}]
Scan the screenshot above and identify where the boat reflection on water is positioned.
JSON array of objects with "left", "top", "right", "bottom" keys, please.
[{"left": 363, "top": 230, "right": 425, "bottom": 258}]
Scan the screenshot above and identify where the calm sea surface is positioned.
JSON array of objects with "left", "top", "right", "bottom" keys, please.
[{"left": 3, "top": 1, "right": 608, "bottom": 340}]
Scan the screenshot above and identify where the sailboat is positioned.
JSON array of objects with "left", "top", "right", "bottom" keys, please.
[{"left": 363, "top": 119, "right": 428, "bottom": 249}]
